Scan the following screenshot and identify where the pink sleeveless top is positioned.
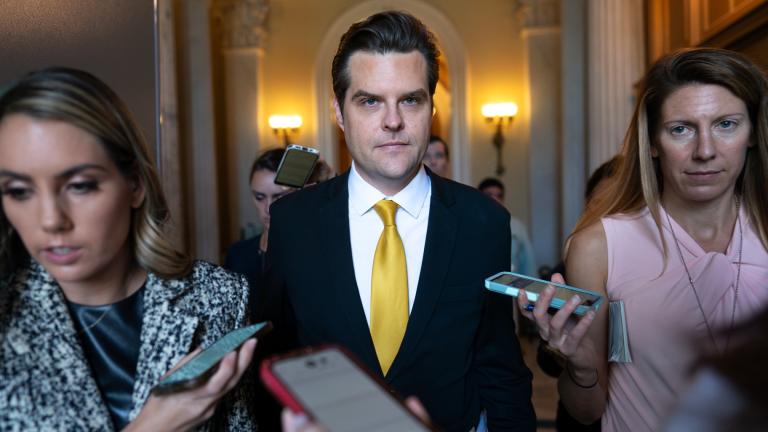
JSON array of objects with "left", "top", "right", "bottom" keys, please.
[{"left": 600, "top": 206, "right": 768, "bottom": 432}]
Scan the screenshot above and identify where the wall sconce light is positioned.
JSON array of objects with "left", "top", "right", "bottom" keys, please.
[
  {"left": 482, "top": 102, "right": 518, "bottom": 176},
  {"left": 268, "top": 115, "right": 302, "bottom": 146}
]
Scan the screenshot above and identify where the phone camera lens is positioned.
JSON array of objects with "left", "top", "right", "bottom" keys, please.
[{"left": 306, "top": 359, "right": 317, "bottom": 368}]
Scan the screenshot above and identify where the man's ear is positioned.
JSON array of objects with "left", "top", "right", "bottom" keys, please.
[
  {"left": 333, "top": 98, "right": 345, "bottom": 132},
  {"left": 130, "top": 177, "right": 146, "bottom": 209}
]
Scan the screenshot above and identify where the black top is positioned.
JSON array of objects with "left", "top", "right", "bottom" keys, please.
[
  {"left": 224, "top": 234, "right": 265, "bottom": 317},
  {"left": 67, "top": 286, "right": 145, "bottom": 430}
]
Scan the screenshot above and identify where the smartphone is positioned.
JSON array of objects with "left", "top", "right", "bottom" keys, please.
[
  {"left": 485, "top": 271, "right": 603, "bottom": 316},
  {"left": 274, "top": 144, "right": 320, "bottom": 188},
  {"left": 152, "top": 321, "right": 272, "bottom": 395},
  {"left": 260, "top": 345, "right": 435, "bottom": 432}
]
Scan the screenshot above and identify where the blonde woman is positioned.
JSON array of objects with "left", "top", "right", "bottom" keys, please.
[
  {"left": 0, "top": 68, "right": 256, "bottom": 431},
  {"left": 519, "top": 48, "right": 768, "bottom": 431}
]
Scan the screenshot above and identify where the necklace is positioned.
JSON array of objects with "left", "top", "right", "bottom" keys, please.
[
  {"left": 78, "top": 307, "right": 112, "bottom": 333},
  {"left": 664, "top": 198, "right": 743, "bottom": 353}
]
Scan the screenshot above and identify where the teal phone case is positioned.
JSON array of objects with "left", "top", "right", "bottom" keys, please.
[{"left": 484, "top": 271, "right": 603, "bottom": 316}]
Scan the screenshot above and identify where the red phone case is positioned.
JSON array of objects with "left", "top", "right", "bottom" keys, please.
[{"left": 259, "top": 344, "right": 436, "bottom": 430}]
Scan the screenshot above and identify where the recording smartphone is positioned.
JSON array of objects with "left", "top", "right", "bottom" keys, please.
[
  {"left": 485, "top": 271, "right": 603, "bottom": 316},
  {"left": 152, "top": 321, "right": 272, "bottom": 395},
  {"left": 260, "top": 345, "right": 435, "bottom": 432},
  {"left": 274, "top": 144, "right": 320, "bottom": 188}
]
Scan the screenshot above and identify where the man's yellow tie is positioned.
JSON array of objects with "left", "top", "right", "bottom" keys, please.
[{"left": 370, "top": 199, "right": 408, "bottom": 375}]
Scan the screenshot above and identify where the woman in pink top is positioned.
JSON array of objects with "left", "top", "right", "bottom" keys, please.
[{"left": 518, "top": 48, "right": 768, "bottom": 432}]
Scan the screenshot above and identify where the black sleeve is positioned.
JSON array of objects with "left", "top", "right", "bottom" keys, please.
[{"left": 474, "top": 213, "right": 536, "bottom": 431}]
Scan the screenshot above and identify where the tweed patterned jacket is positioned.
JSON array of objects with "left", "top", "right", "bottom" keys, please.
[{"left": 0, "top": 260, "right": 257, "bottom": 431}]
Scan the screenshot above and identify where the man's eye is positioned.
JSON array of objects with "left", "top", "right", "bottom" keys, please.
[
  {"left": 254, "top": 194, "right": 265, "bottom": 201},
  {"left": 1, "top": 187, "right": 31, "bottom": 201},
  {"left": 362, "top": 98, "right": 378, "bottom": 107},
  {"left": 402, "top": 97, "right": 420, "bottom": 105}
]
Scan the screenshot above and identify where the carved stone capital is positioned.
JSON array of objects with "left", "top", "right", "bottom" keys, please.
[
  {"left": 212, "top": 0, "right": 270, "bottom": 51},
  {"left": 513, "top": 0, "right": 560, "bottom": 29}
]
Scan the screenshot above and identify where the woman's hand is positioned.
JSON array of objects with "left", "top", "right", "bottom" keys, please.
[
  {"left": 281, "top": 396, "right": 430, "bottom": 432},
  {"left": 123, "top": 338, "right": 257, "bottom": 432},
  {"left": 516, "top": 274, "right": 597, "bottom": 367}
]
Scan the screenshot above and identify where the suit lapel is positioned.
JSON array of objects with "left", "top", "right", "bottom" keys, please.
[
  {"left": 319, "top": 173, "right": 380, "bottom": 373},
  {"left": 387, "top": 174, "right": 457, "bottom": 379}
]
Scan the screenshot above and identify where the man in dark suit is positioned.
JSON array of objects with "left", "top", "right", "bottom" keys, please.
[{"left": 262, "top": 11, "right": 534, "bottom": 431}]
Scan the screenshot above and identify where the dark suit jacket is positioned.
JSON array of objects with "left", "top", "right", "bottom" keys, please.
[
  {"left": 224, "top": 235, "right": 265, "bottom": 319},
  {"left": 261, "top": 171, "right": 535, "bottom": 431}
]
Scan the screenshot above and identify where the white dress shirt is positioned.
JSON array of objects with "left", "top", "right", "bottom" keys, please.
[{"left": 348, "top": 163, "right": 431, "bottom": 325}]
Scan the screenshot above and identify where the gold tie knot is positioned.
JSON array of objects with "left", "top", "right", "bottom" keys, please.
[{"left": 374, "top": 200, "right": 399, "bottom": 226}]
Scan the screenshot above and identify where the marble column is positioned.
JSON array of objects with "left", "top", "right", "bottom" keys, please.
[
  {"left": 587, "top": 0, "right": 645, "bottom": 173},
  {"left": 517, "top": 0, "right": 562, "bottom": 268},
  {"left": 560, "top": 0, "right": 587, "bottom": 243},
  {"left": 177, "top": 0, "right": 222, "bottom": 262},
  {"left": 212, "top": 0, "right": 269, "bottom": 246}
]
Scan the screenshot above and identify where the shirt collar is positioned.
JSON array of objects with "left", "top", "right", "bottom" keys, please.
[{"left": 348, "top": 162, "right": 431, "bottom": 219}]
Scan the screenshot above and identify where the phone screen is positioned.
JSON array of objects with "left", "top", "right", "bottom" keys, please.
[
  {"left": 154, "top": 321, "right": 271, "bottom": 393},
  {"left": 490, "top": 274, "right": 596, "bottom": 306},
  {"left": 274, "top": 146, "right": 319, "bottom": 188},
  {"left": 272, "top": 348, "right": 429, "bottom": 432}
]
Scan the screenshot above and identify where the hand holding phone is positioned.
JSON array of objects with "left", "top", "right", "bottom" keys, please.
[
  {"left": 261, "top": 345, "right": 436, "bottom": 432},
  {"left": 513, "top": 273, "right": 601, "bottom": 372},
  {"left": 274, "top": 144, "right": 320, "bottom": 188},
  {"left": 153, "top": 321, "right": 272, "bottom": 394},
  {"left": 125, "top": 336, "right": 259, "bottom": 432}
]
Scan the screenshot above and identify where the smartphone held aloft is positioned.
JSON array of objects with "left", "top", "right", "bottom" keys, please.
[
  {"left": 274, "top": 144, "right": 320, "bottom": 188},
  {"left": 485, "top": 271, "right": 603, "bottom": 316}
]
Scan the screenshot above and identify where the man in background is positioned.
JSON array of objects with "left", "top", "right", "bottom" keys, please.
[
  {"left": 478, "top": 177, "right": 538, "bottom": 277},
  {"left": 423, "top": 134, "right": 449, "bottom": 177}
]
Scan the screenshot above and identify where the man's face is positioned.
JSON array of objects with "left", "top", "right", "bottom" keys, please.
[
  {"left": 334, "top": 51, "right": 432, "bottom": 195},
  {"left": 424, "top": 139, "right": 449, "bottom": 177},
  {"left": 481, "top": 185, "right": 504, "bottom": 205}
]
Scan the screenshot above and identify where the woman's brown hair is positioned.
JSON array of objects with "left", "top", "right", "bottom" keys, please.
[{"left": 570, "top": 48, "right": 768, "bottom": 254}]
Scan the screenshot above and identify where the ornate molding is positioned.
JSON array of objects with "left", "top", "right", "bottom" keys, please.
[
  {"left": 513, "top": 0, "right": 560, "bottom": 29},
  {"left": 212, "top": 0, "right": 270, "bottom": 51}
]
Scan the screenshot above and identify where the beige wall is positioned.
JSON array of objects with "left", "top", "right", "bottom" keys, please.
[
  {"left": 258, "top": 0, "right": 531, "bottom": 225},
  {"left": 0, "top": 0, "right": 157, "bottom": 154}
]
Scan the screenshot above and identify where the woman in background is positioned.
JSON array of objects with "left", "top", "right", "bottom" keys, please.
[
  {"left": 519, "top": 48, "right": 768, "bottom": 431},
  {"left": 0, "top": 68, "right": 256, "bottom": 431},
  {"left": 224, "top": 148, "right": 294, "bottom": 288}
]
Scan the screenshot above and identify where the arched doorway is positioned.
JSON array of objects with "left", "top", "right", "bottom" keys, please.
[{"left": 312, "top": 0, "right": 470, "bottom": 183}]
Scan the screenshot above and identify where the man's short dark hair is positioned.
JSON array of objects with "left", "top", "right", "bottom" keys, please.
[
  {"left": 331, "top": 10, "right": 440, "bottom": 112},
  {"left": 478, "top": 177, "right": 504, "bottom": 192}
]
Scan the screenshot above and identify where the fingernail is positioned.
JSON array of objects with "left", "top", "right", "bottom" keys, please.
[
  {"left": 545, "top": 286, "right": 555, "bottom": 295},
  {"left": 571, "top": 295, "right": 581, "bottom": 304},
  {"left": 293, "top": 413, "right": 310, "bottom": 427}
]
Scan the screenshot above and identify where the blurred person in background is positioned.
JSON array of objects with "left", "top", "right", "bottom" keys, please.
[
  {"left": 478, "top": 177, "right": 538, "bottom": 277},
  {"left": 422, "top": 134, "right": 449, "bottom": 177}
]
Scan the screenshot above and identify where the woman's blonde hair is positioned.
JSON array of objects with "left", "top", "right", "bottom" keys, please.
[
  {"left": 570, "top": 48, "right": 768, "bottom": 253},
  {"left": 0, "top": 67, "right": 191, "bottom": 277}
]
